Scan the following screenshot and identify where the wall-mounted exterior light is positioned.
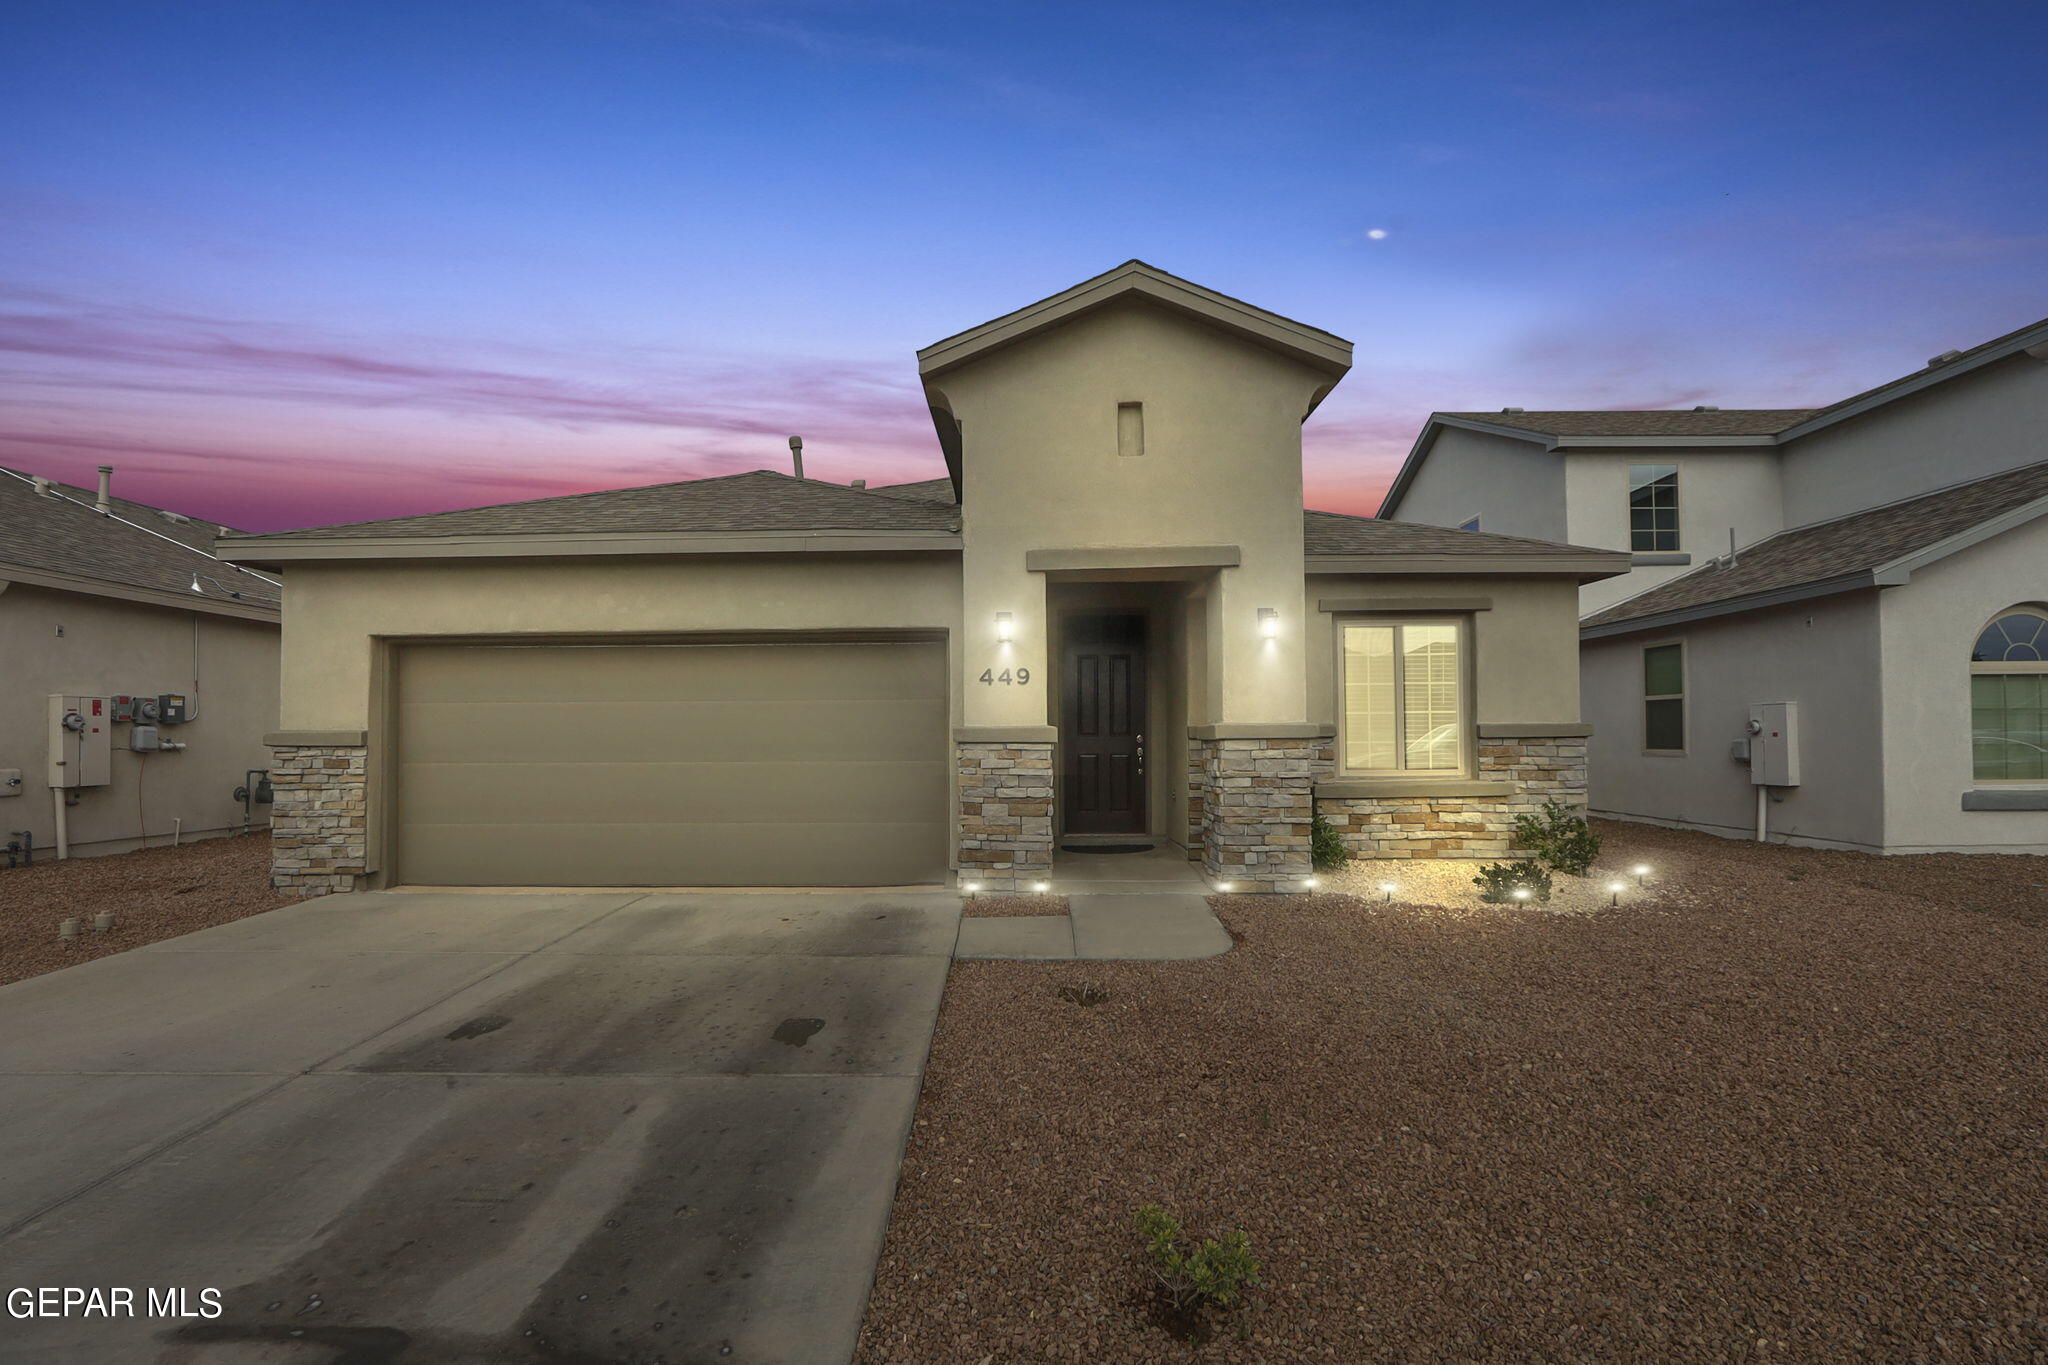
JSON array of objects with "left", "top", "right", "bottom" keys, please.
[
  {"left": 995, "top": 612, "right": 1013, "bottom": 643},
  {"left": 1258, "top": 607, "right": 1279, "bottom": 639}
]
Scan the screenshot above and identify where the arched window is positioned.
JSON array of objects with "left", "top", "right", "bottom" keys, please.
[{"left": 1970, "top": 607, "right": 2048, "bottom": 783}]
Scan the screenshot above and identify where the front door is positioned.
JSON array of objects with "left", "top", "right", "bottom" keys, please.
[{"left": 1061, "top": 614, "right": 1147, "bottom": 834}]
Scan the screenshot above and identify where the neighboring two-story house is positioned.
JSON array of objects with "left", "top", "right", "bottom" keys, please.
[
  {"left": 224, "top": 262, "right": 1628, "bottom": 896},
  {"left": 1380, "top": 314, "right": 2048, "bottom": 853}
]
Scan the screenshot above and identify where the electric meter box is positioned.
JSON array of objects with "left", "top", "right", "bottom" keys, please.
[
  {"left": 49, "top": 695, "right": 113, "bottom": 788},
  {"left": 156, "top": 693, "right": 191, "bottom": 725},
  {"left": 110, "top": 695, "right": 138, "bottom": 723},
  {"left": 1748, "top": 701, "right": 1800, "bottom": 787}
]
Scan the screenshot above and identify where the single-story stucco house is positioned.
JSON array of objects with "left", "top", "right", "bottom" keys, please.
[
  {"left": 222, "top": 262, "right": 1628, "bottom": 895},
  {"left": 3, "top": 464, "right": 280, "bottom": 862}
]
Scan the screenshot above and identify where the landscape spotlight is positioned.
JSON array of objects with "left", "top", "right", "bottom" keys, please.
[
  {"left": 1032, "top": 881, "right": 1050, "bottom": 893},
  {"left": 1512, "top": 887, "right": 1531, "bottom": 901},
  {"left": 1216, "top": 881, "right": 1235, "bottom": 893},
  {"left": 1379, "top": 881, "right": 1396, "bottom": 903},
  {"left": 963, "top": 882, "right": 981, "bottom": 895},
  {"left": 1301, "top": 877, "right": 1319, "bottom": 891},
  {"left": 1633, "top": 864, "right": 1650, "bottom": 886},
  {"left": 1608, "top": 881, "right": 1625, "bottom": 907}
]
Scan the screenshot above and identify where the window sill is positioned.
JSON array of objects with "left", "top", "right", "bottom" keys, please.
[
  {"left": 1314, "top": 778, "right": 1514, "bottom": 799},
  {"left": 1960, "top": 788, "right": 2048, "bottom": 811}
]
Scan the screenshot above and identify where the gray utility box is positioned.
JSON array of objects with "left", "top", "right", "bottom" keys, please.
[
  {"left": 49, "top": 695, "right": 112, "bottom": 788},
  {"left": 1748, "top": 701, "right": 1800, "bottom": 787}
]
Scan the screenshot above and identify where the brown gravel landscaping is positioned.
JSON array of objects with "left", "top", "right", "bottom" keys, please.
[
  {"left": 0, "top": 832, "right": 295, "bottom": 987},
  {"left": 1324, "top": 854, "right": 1666, "bottom": 916},
  {"left": 962, "top": 894, "right": 1071, "bottom": 918},
  {"left": 857, "top": 821, "right": 2048, "bottom": 1361}
]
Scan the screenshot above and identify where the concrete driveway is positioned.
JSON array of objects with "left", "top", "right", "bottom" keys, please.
[{"left": 0, "top": 888, "right": 959, "bottom": 1364}]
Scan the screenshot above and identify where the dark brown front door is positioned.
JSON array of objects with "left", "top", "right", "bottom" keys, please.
[{"left": 1062, "top": 614, "right": 1147, "bottom": 834}]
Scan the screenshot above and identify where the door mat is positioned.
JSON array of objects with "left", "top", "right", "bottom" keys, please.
[{"left": 1057, "top": 843, "right": 1155, "bottom": 854}]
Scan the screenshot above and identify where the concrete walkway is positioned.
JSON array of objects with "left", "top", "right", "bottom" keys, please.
[
  {"left": 954, "top": 843, "right": 1233, "bottom": 961},
  {"left": 0, "top": 888, "right": 958, "bottom": 1364}
]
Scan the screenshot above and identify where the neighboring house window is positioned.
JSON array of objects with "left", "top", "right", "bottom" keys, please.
[
  {"left": 1341, "top": 619, "right": 1465, "bottom": 773},
  {"left": 1970, "top": 607, "right": 2048, "bottom": 783},
  {"left": 1458, "top": 516, "right": 1481, "bottom": 531},
  {"left": 1643, "top": 642, "right": 1685, "bottom": 751},
  {"left": 1629, "top": 464, "right": 1680, "bottom": 551}
]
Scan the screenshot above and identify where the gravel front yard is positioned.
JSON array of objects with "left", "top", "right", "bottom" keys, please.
[
  {"left": 857, "top": 821, "right": 2048, "bottom": 1361},
  {"left": 0, "top": 832, "right": 294, "bottom": 987}
]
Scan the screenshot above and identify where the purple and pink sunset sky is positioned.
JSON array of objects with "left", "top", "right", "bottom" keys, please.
[{"left": 5, "top": 0, "right": 2046, "bottom": 532}]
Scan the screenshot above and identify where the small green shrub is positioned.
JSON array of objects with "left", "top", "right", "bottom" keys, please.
[
  {"left": 1473, "top": 859, "right": 1554, "bottom": 904},
  {"left": 1511, "top": 800, "right": 1602, "bottom": 875},
  {"left": 1310, "top": 813, "right": 1348, "bottom": 872},
  {"left": 1135, "top": 1203, "right": 1263, "bottom": 1317}
]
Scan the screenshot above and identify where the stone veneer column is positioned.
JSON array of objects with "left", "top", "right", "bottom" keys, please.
[
  {"left": 955, "top": 739, "right": 1055, "bottom": 892},
  {"left": 268, "top": 743, "right": 368, "bottom": 896},
  {"left": 1197, "top": 731, "right": 1325, "bottom": 892},
  {"left": 1185, "top": 738, "right": 1210, "bottom": 860}
]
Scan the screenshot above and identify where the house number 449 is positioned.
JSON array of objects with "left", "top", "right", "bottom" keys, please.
[{"left": 978, "top": 667, "right": 1031, "bottom": 685}]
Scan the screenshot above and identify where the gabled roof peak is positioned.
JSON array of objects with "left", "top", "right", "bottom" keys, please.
[{"left": 916, "top": 259, "right": 1353, "bottom": 382}]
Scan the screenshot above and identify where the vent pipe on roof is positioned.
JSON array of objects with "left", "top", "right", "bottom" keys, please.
[
  {"left": 1928, "top": 349, "right": 1963, "bottom": 368},
  {"left": 1501, "top": 406, "right": 1525, "bottom": 413},
  {"left": 851, "top": 478, "right": 866, "bottom": 490},
  {"left": 788, "top": 435, "right": 804, "bottom": 481},
  {"left": 1692, "top": 405, "right": 1720, "bottom": 412},
  {"left": 32, "top": 477, "right": 52, "bottom": 496},
  {"left": 95, "top": 465, "right": 113, "bottom": 514}
]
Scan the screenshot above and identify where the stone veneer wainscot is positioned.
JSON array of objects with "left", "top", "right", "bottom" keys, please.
[
  {"left": 955, "top": 740, "right": 1055, "bottom": 892},
  {"left": 269, "top": 744, "right": 368, "bottom": 896},
  {"left": 1314, "top": 734, "right": 1590, "bottom": 858}
]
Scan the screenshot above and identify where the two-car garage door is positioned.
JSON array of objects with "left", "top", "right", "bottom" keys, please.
[{"left": 394, "top": 640, "right": 949, "bottom": 886}]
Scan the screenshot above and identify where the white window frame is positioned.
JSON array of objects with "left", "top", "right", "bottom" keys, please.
[
  {"left": 1629, "top": 464, "right": 1681, "bottom": 553},
  {"left": 1334, "top": 615, "right": 1473, "bottom": 778},
  {"left": 1968, "top": 605, "right": 2048, "bottom": 786},
  {"left": 1642, "top": 639, "right": 1687, "bottom": 755}
]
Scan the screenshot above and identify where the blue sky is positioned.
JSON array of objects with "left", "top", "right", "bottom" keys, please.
[{"left": 4, "top": 0, "right": 2045, "bottom": 529}]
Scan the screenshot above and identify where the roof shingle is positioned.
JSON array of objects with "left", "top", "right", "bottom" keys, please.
[
  {"left": 1583, "top": 460, "right": 2048, "bottom": 630},
  {"left": 233, "top": 470, "right": 961, "bottom": 541},
  {"left": 1304, "top": 508, "right": 1619, "bottom": 559},
  {"left": 0, "top": 468, "right": 280, "bottom": 611}
]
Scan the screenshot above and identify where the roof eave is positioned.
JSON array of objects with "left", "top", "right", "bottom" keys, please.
[
  {"left": 1776, "top": 321, "right": 2048, "bottom": 443},
  {"left": 0, "top": 564, "right": 281, "bottom": 622},
  {"left": 1307, "top": 551, "right": 1629, "bottom": 580},
  {"left": 220, "top": 527, "right": 963, "bottom": 567},
  {"left": 1581, "top": 572, "right": 1882, "bottom": 638}
]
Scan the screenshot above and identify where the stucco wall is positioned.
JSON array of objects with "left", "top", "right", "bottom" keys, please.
[
  {"left": 0, "top": 583, "right": 279, "bottom": 857},
  {"left": 1782, "top": 354, "right": 2048, "bottom": 526},
  {"left": 1582, "top": 595, "right": 1886, "bottom": 850},
  {"left": 1391, "top": 426, "right": 1567, "bottom": 542},
  {"left": 277, "top": 553, "right": 963, "bottom": 731},
  {"left": 1563, "top": 450, "right": 1785, "bottom": 617},
  {"left": 1877, "top": 517, "right": 2048, "bottom": 853},
  {"left": 1304, "top": 573, "right": 1586, "bottom": 734},
  {"left": 933, "top": 300, "right": 1326, "bottom": 728}
]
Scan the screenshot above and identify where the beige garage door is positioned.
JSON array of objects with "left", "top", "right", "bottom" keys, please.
[{"left": 394, "top": 640, "right": 950, "bottom": 886}]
